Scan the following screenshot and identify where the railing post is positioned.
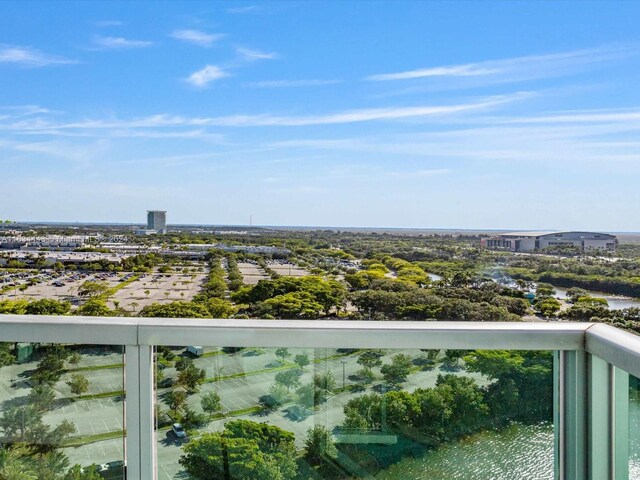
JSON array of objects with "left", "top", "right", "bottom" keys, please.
[
  {"left": 125, "top": 344, "right": 155, "bottom": 480},
  {"left": 587, "top": 355, "right": 629, "bottom": 480},
  {"left": 613, "top": 366, "right": 629, "bottom": 480},
  {"left": 588, "top": 355, "right": 611, "bottom": 478},
  {"left": 556, "top": 350, "right": 587, "bottom": 479}
]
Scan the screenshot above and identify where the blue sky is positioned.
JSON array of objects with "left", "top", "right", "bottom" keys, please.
[{"left": 2, "top": 1, "right": 640, "bottom": 230}]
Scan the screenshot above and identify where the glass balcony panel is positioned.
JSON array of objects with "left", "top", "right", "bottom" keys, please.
[
  {"left": 631, "top": 374, "right": 640, "bottom": 479},
  {"left": 0, "top": 341, "right": 125, "bottom": 478},
  {"left": 154, "top": 346, "right": 553, "bottom": 479}
]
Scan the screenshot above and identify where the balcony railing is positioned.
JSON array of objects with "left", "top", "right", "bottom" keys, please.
[{"left": 0, "top": 315, "right": 639, "bottom": 479}]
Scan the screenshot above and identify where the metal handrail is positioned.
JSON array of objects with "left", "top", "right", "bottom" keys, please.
[
  {"left": 1, "top": 315, "right": 639, "bottom": 480},
  {"left": 0, "top": 315, "right": 638, "bottom": 377}
]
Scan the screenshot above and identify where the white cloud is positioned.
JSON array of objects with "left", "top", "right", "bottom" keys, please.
[
  {"left": 366, "top": 44, "right": 639, "bottom": 84},
  {"left": 389, "top": 168, "right": 451, "bottom": 178},
  {"left": 170, "top": 29, "right": 224, "bottom": 47},
  {"left": 95, "top": 20, "right": 123, "bottom": 27},
  {"left": 0, "top": 93, "right": 525, "bottom": 132},
  {"left": 368, "top": 65, "right": 499, "bottom": 81},
  {"left": 0, "top": 105, "right": 58, "bottom": 117},
  {"left": 186, "top": 65, "right": 229, "bottom": 87},
  {"left": 227, "top": 5, "right": 260, "bottom": 14},
  {"left": 236, "top": 47, "right": 278, "bottom": 61},
  {"left": 244, "top": 79, "right": 341, "bottom": 88},
  {"left": 0, "top": 45, "right": 76, "bottom": 67},
  {"left": 92, "top": 35, "right": 152, "bottom": 49}
]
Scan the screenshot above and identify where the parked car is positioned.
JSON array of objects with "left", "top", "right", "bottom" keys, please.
[
  {"left": 172, "top": 423, "right": 187, "bottom": 439},
  {"left": 186, "top": 345, "right": 203, "bottom": 356}
]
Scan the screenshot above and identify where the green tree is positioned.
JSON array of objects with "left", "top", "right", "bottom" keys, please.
[
  {"left": 78, "top": 281, "right": 109, "bottom": 298},
  {"left": 166, "top": 390, "right": 187, "bottom": 413},
  {"left": 179, "top": 420, "right": 297, "bottom": 480},
  {"left": 380, "top": 353, "right": 413, "bottom": 387},
  {"left": 32, "top": 348, "right": 69, "bottom": 386},
  {"left": 275, "top": 368, "right": 302, "bottom": 393},
  {"left": 535, "top": 283, "right": 556, "bottom": 298},
  {"left": 304, "top": 425, "right": 338, "bottom": 467},
  {"left": 0, "top": 343, "right": 15, "bottom": 367},
  {"left": 293, "top": 353, "right": 310, "bottom": 369},
  {"left": 536, "top": 297, "right": 562, "bottom": 317},
  {"left": 259, "top": 291, "right": 324, "bottom": 319},
  {"left": 182, "top": 407, "right": 208, "bottom": 430},
  {"left": 443, "top": 349, "right": 466, "bottom": 366},
  {"left": 357, "top": 351, "right": 383, "bottom": 370},
  {"left": 67, "top": 352, "right": 81, "bottom": 366},
  {"left": 175, "top": 357, "right": 194, "bottom": 372},
  {"left": 204, "top": 298, "right": 237, "bottom": 318},
  {"left": 0, "top": 405, "right": 76, "bottom": 453},
  {"left": 313, "top": 371, "right": 336, "bottom": 394},
  {"left": 66, "top": 374, "right": 89, "bottom": 397},
  {"left": 295, "top": 383, "right": 316, "bottom": 409},
  {"left": 177, "top": 365, "right": 206, "bottom": 392},
  {"left": 77, "top": 299, "right": 112, "bottom": 317},
  {"left": 275, "top": 347, "right": 290, "bottom": 364},
  {"left": 201, "top": 391, "right": 222, "bottom": 418},
  {"left": 64, "top": 464, "right": 103, "bottom": 480},
  {"left": 24, "top": 299, "right": 71, "bottom": 316},
  {"left": 139, "top": 301, "right": 210, "bottom": 318},
  {"left": 28, "top": 385, "right": 56, "bottom": 412}
]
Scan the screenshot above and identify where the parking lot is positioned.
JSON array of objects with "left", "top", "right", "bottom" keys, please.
[
  {"left": 0, "top": 270, "right": 122, "bottom": 303},
  {"left": 237, "top": 262, "right": 269, "bottom": 285},
  {"left": 267, "top": 260, "right": 309, "bottom": 277},
  {"left": 0, "top": 266, "right": 208, "bottom": 314},
  {"left": 107, "top": 273, "right": 207, "bottom": 313}
]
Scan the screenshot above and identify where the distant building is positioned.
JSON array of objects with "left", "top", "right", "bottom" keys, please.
[
  {"left": 136, "top": 210, "right": 167, "bottom": 235},
  {"left": 481, "top": 231, "right": 617, "bottom": 253},
  {"left": 147, "top": 210, "right": 167, "bottom": 234}
]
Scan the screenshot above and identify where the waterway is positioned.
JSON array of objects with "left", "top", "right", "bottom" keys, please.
[
  {"left": 375, "top": 392, "right": 640, "bottom": 479},
  {"left": 554, "top": 286, "right": 640, "bottom": 310}
]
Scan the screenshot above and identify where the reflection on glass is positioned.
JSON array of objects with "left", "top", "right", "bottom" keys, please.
[
  {"left": 631, "top": 375, "right": 640, "bottom": 480},
  {"left": 0, "top": 342, "right": 125, "bottom": 479},
  {"left": 154, "top": 346, "right": 553, "bottom": 479}
]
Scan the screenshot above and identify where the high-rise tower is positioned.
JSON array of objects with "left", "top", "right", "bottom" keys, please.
[{"left": 147, "top": 210, "right": 167, "bottom": 234}]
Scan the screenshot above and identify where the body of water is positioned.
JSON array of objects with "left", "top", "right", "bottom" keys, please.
[
  {"left": 554, "top": 286, "right": 640, "bottom": 310},
  {"left": 375, "top": 395, "right": 640, "bottom": 479}
]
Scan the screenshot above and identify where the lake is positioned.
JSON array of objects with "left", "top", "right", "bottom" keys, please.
[
  {"left": 375, "top": 395, "right": 640, "bottom": 479},
  {"left": 554, "top": 286, "right": 640, "bottom": 310}
]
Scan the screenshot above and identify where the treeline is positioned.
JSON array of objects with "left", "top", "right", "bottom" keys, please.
[
  {"left": 232, "top": 276, "right": 347, "bottom": 319},
  {"left": 350, "top": 279, "right": 522, "bottom": 321},
  {"left": 342, "top": 350, "right": 552, "bottom": 449},
  {"left": 508, "top": 269, "right": 640, "bottom": 298}
]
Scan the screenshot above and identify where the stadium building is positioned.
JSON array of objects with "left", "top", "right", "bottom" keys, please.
[{"left": 481, "top": 231, "right": 617, "bottom": 252}]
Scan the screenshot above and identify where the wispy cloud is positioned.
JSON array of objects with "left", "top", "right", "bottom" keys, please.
[
  {"left": 368, "top": 65, "right": 499, "bottom": 81},
  {"left": 170, "top": 29, "right": 224, "bottom": 47},
  {"left": 0, "top": 45, "right": 76, "bottom": 67},
  {"left": 268, "top": 106, "right": 640, "bottom": 166},
  {"left": 244, "top": 79, "right": 342, "bottom": 88},
  {"left": 186, "top": 65, "right": 229, "bottom": 87},
  {"left": 227, "top": 5, "right": 260, "bottom": 14},
  {"left": 389, "top": 168, "right": 451, "bottom": 179},
  {"left": 496, "top": 108, "right": 640, "bottom": 124},
  {"left": 0, "top": 105, "right": 59, "bottom": 117},
  {"left": 366, "top": 44, "right": 638, "bottom": 84},
  {"left": 92, "top": 35, "right": 152, "bottom": 50},
  {"left": 95, "top": 20, "right": 123, "bottom": 28},
  {"left": 0, "top": 93, "right": 526, "bottom": 132},
  {"left": 236, "top": 47, "right": 278, "bottom": 61}
]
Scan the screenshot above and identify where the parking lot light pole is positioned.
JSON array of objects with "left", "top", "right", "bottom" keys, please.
[{"left": 341, "top": 360, "right": 347, "bottom": 389}]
